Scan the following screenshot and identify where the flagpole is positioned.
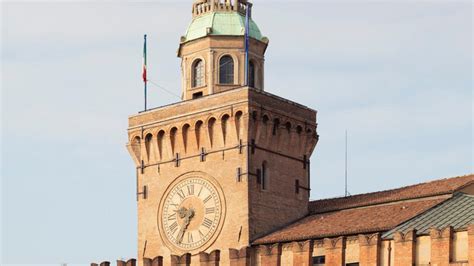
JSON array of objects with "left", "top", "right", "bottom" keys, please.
[
  {"left": 244, "top": 3, "right": 250, "bottom": 86},
  {"left": 143, "top": 34, "right": 148, "bottom": 111}
]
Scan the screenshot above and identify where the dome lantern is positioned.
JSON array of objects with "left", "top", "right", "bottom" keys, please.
[{"left": 178, "top": 0, "right": 269, "bottom": 101}]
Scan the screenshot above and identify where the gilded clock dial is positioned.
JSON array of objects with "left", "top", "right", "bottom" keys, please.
[{"left": 161, "top": 177, "right": 222, "bottom": 251}]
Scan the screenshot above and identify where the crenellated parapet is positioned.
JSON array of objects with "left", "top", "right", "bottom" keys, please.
[
  {"left": 143, "top": 256, "right": 163, "bottom": 266},
  {"left": 116, "top": 259, "right": 136, "bottom": 266},
  {"left": 229, "top": 246, "right": 252, "bottom": 266},
  {"left": 91, "top": 260, "right": 136, "bottom": 266},
  {"left": 92, "top": 224, "right": 474, "bottom": 266},
  {"left": 199, "top": 250, "right": 220, "bottom": 266},
  {"left": 170, "top": 253, "right": 191, "bottom": 266},
  {"left": 192, "top": 0, "right": 251, "bottom": 18}
]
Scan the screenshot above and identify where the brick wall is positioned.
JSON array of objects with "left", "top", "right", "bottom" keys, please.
[
  {"left": 430, "top": 227, "right": 453, "bottom": 265},
  {"left": 469, "top": 225, "right": 474, "bottom": 266},
  {"left": 324, "top": 237, "right": 345, "bottom": 265},
  {"left": 394, "top": 230, "right": 416, "bottom": 265},
  {"left": 92, "top": 226, "right": 473, "bottom": 266},
  {"left": 358, "top": 233, "right": 380, "bottom": 266}
]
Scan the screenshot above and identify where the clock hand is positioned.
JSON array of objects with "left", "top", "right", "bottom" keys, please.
[
  {"left": 177, "top": 209, "right": 195, "bottom": 244},
  {"left": 175, "top": 206, "right": 188, "bottom": 219}
]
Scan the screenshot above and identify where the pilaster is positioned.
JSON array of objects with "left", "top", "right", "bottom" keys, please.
[
  {"left": 469, "top": 224, "right": 474, "bottom": 266},
  {"left": 324, "top": 237, "right": 345, "bottom": 266},
  {"left": 259, "top": 244, "right": 282, "bottom": 266},
  {"left": 430, "top": 226, "right": 453, "bottom": 266},
  {"left": 291, "top": 240, "right": 313, "bottom": 266},
  {"left": 358, "top": 233, "right": 380, "bottom": 266},
  {"left": 393, "top": 230, "right": 416, "bottom": 265}
]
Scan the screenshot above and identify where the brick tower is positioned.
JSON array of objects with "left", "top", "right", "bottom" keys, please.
[{"left": 126, "top": 0, "right": 319, "bottom": 264}]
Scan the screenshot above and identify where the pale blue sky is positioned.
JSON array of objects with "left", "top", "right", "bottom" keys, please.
[{"left": 1, "top": 0, "right": 472, "bottom": 264}]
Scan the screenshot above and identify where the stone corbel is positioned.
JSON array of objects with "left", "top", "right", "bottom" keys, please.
[
  {"left": 324, "top": 236, "right": 345, "bottom": 250},
  {"left": 358, "top": 233, "right": 380, "bottom": 246},
  {"left": 260, "top": 243, "right": 282, "bottom": 256},
  {"left": 393, "top": 230, "right": 416, "bottom": 243},
  {"left": 429, "top": 226, "right": 453, "bottom": 239},
  {"left": 291, "top": 240, "right": 312, "bottom": 253}
]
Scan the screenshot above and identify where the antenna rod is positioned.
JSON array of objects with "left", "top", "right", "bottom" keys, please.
[
  {"left": 345, "top": 130, "right": 348, "bottom": 197},
  {"left": 143, "top": 34, "right": 148, "bottom": 111}
]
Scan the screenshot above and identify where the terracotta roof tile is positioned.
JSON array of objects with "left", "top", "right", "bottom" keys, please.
[
  {"left": 309, "top": 174, "right": 473, "bottom": 214},
  {"left": 253, "top": 198, "right": 445, "bottom": 245}
]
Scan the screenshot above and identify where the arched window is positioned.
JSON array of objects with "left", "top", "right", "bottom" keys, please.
[
  {"left": 192, "top": 59, "right": 204, "bottom": 87},
  {"left": 145, "top": 133, "right": 153, "bottom": 160},
  {"left": 249, "top": 61, "right": 255, "bottom": 88},
  {"left": 219, "top": 55, "right": 234, "bottom": 84}
]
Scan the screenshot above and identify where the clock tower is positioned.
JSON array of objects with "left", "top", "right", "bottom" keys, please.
[{"left": 126, "top": 0, "right": 319, "bottom": 265}]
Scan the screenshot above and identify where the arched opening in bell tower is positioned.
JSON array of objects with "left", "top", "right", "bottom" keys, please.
[
  {"left": 192, "top": 59, "right": 205, "bottom": 88},
  {"left": 219, "top": 55, "right": 234, "bottom": 84}
]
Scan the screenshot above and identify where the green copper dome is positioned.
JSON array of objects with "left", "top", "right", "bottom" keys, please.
[{"left": 183, "top": 11, "right": 264, "bottom": 43}]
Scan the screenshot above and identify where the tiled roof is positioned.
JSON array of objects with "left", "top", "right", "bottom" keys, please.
[
  {"left": 253, "top": 174, "right": 474, "bottom": 245},
  {"left": 309, "top": 174, "right": 473, "bottom": 214},
  {"left": 382, "top": 193, "right": 474, "bottom": 239},
  {"left": 253, "top": 198, "right": 445, "bottom": 245}
]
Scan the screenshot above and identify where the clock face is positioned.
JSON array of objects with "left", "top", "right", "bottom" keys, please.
[{"left": 160, "top": 177, "right": 223, "bottom": 251}]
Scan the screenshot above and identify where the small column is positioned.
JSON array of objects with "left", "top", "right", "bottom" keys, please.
[
  {"left": 430, "top": 227, "right": 453, "bottom": 266},
  {"left": 208, "top": 50, "right": 215, "bottom": 95},
  {"left": 292, "top": 240, "right": 313, "bottom": 266},
  {"left": 232, "top": 0, "right": 239, "bottom": 11},
  {"left": 171, "top": 253, "right": 191, "bottom": 266},
  {"left": 229, "top": 247, "right": 252, "bottom": 266},
  {"left": 358, "top": 233, "right": 381, "bottom": 266},
  {"left": 199, "top": 250, "right": 220, "bottom": 266},
  {"left": 324, "top": 237, "right": 345, "bottom": 266},
  {"left": 259, "top": 244, "right": 282, "bottom": 265},
  {"left": 210, "top": 0, "right": 216, "bottom": 12},
  {"left": 393, "top": 230, "right": 416, "bottom": 265},
  {"left": 468, "top": 224, "right": 474, "bottom": 265}
]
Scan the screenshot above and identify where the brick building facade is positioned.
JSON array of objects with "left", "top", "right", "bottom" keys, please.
[{"left": 92, "top": 1, "right": 473, "bottom": 265}]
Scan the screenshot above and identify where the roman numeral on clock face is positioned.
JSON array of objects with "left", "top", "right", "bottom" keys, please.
[
  {"left": 202, "top": 218, "right": 213, "bottom": 229},
  {"left": 198, "top": 229, "right": 205, "bottom": 239},
  {"left": 169, "top": 222, "right": 178, "bottom": 234},
  {"left": 187, "top": 184, "right": 194, "bottom": 196},
  {"left": 203, "top": 195, "right": 212, "bottom": 204},
  {"left": 187, "top": 232, "right": 193, "bottom": 243},
  {"left": 205, "top": 207, "right": 215, "bottom": 214},
  {"left": 176, "top": 189, "right": 186, "bottom": 199},
  {"left": 168, "top": 213, "right": 176, "bottom": 221}
]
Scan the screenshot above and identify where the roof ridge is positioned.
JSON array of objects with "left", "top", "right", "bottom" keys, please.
[{"left": 310, "top": 174, "right": 473, "bottom": 204}]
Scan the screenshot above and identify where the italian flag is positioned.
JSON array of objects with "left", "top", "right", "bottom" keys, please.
[{"left": 142, "top": 35, "right": 147, "bottom": 82}]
